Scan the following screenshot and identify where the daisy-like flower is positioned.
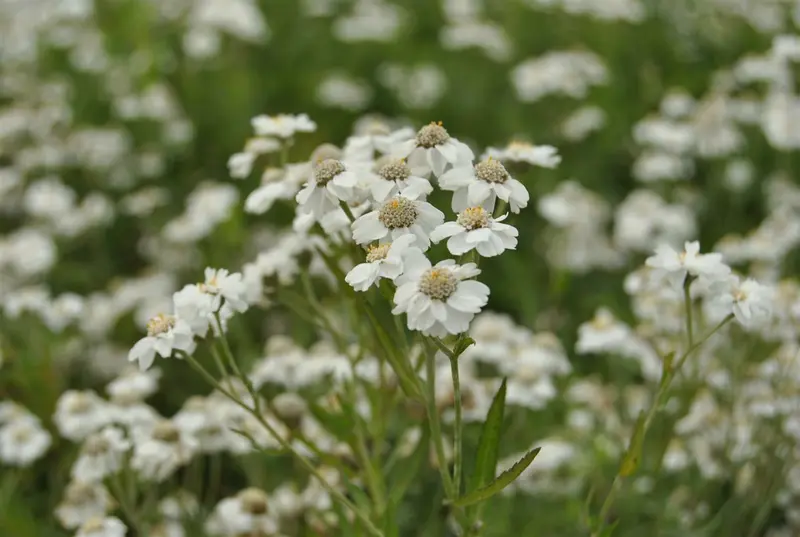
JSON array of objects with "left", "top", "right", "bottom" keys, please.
[
  {"left": 128, "top": 313, "right": 196, "bottom": 371},
  {"left": 172, "top": 285, "right": 218, "bottom": 338},
  {"left": 243, "top": 167, "right": 301, "bottom": 214},
  {"left": 352, "top": 195, "right": 443, "bottom": 250},
  {"left": 345, "top": 234, "right": 417, "bottom": 291},
  {"left": 295, "top": 159, "right": 360, "bottom": 219},
  {"left": 0, "top": 417, "right": 51, "bottom": 467},
  {"left": 131, "top": 420, "right": 197, "bottom": 482},
  {"left": 393, "top": 254, "right": 490, "bottom": 336},
  {"left": 709, "top": 276, "right": 773, "bottom": 327},
  {"left": 71, "top": 426, "right": 131, "bottom": 483},
  {"left": 439, "top": 157, "right": 530, "bottom": 213},
  {"left": 483, "top": 141, "right": 561, "bottom": 168},
  {"left": 201, "top": 267, "right": 249, "bottom": 313},
  {"left": 645, "top": 241, "right": 731, "bottom": 289},
  {"left": 367, "top": 157, "right": 433, "bottom": 202},
  {"left": 205, "top": 488, "right": 279, "bottom": 537},
  {"left": 54, "top": 391, "right": 112, "bottom": 441},
  {"left": 56, "top": 482, "right": 116, "bottom": 530},
  {"left": 393, "top": 122, "right": 474, "bottom": 178},
  {"left": 75, "top": 516, "right": 127, "bottom": 537},
  {"left": 430, "top": 207, "right": 518, "bottom": 257},
  {"left": 251, "top": 113, "right": 316, "bottom": 139}
]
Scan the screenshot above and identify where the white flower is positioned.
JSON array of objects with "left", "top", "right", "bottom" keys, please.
[
  {"left": 227, "top": 152, "right": 257, "bottom": 179},
  {"left": 172, "top": 285, "right": 218, "bottom": 337},
  {"left": 345, "top": 234, "right": 417, "bottom": 291},
  {"left": 202, "top": 267, "right": 249, "bottom": 313},
  {"left": 645, "top": 241, "right": 731, "bottom": 289},
  {"left": 295, "top": 159, "right": 360, "bottom": 219},
  {"left": 367, "top": 157, "right": 433, "bottom": 202},
  {"left": 483, "top": 141, "right": 561, "bottom": 168},
  {"left": 244, "top": 173, "right": 295, "bottom": 214},
  {"left": 56, "top": 482, "right": 115, "bottom": 530},
  {"left": 439, "top": 157, "right": 529, "bottom": 213},
  {"left": 106, "top": 367, "right": 161, "bottom": 402},
  {"left": 710, "top": 276, "right": 773, "bottom": 327},
  {"left": 0, "top": 418, "right": 51, "bottom": 466},
  {"left": 54, "top": 391, "right": 112, "bottom": 441},
  {"left": 128, "top": 314, "right": 196, "bottom": 371},
  {"left": 352, "top": 195, "right": 444, "bottom": 250},
  {"left": 131, "top": 420, "right": 197, "bottom": 482},
  {"left": 205, "top": 488, "right": 279, "bottom": 537},
  {"left": 71, "top": 426, "right": 131, "bottom": 483},
  {"left": 393, "top": 254, "right": 489, "bottom": 336},
  {"left": 75, "top": 516, "right": 127, "bottom": 537},
  {"left": 250, "top": 113, "right": 316, "bottom": 138},
  {"left": 430, "top": 207, "right": 518, "bottom": 257},
  {"left": 392, "top": 122, "right": 474, "bottom": 177}
]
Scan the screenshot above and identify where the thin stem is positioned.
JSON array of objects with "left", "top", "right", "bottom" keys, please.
[
  {"left": 339, "top": 201, "right": 357, "bottom": 223},
  {"left": 423, "top": 341, "right": 457, "bottom": 499},
  {"left": 683, "top": 277, "right": 694, "bottom": 351},
  {"left": 109, "top": 473, "right": 145, "bottom": 535},
  {"left": 181, "top": 352, "right": 384, "bottom": 537},
  {"left": 348, "top": 382, "right": 387, "bottom": 517},
  {"left": 449, "top": 354, "right": 463, "bottom": 496},
  {"left": 592, "top": 314, "right": 734, "bottom": 535}
]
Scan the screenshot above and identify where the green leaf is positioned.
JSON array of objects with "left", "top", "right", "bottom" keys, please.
[
  {"left": 388, "top": 428, "right": 430, "bottom": 505},
  {"left": 453, "top": 336, "right": 476, "bottom": 357},
  {"left": 619, "top": 410, "right": 647, "bottom": 477},
  {"left": 308, "top": 400, "right": 356, "bottom": 445},
  {"left": 468, "top": 379, "right": 507, "bottom": 494},
  {"left": 454, "top": 447, "right": 541, "bottom": 507}
]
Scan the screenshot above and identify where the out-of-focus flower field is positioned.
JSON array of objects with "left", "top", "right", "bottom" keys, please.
[{"left": 2, "top": 1, "right": 800, "bottom": 536}]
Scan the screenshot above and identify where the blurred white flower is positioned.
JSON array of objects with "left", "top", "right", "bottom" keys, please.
[
  {"left": 206, "top": 488, "right": 279, "bottom": 536},
  {"left": 71, "top": 426, "right": 131, "bottom": 483},
  {"left": 0, "top": 417, "right": 51, "bottom": 467},
  {"left": 131, "top": 420, "right": 197, "bottom": 482},
  {"left": 55, "top": 482, "right": 115, "bottom": 530},
  {"left": 75, "top": 516, "right": 127, "bottom": 537},
  {"left": 251, "top": 113, "right": 316, "bottom": 139},
  {"left": 483, "top": 141, "right": 561, "bottom": 168}
]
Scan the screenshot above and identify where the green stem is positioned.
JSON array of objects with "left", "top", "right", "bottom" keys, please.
[
  {"left": 109, "top": 473, "right": 145, "bottom": 535},
  {"left": 348, "top": 382, "right": 387, "bottom": 518},
  {"left": 181, "top": 352, "right": 384, "bottom": 537},
  {"left": 592, "top": 314, "right": 734, "bottom": 535},
  {"left": 449, "top": 354, "right": 463, "bottom": 496},
  {"left": 683, "top": 276, "right": 694, "bottom": 351},
  {"left": 423, "top": 341, "right": 457, "bottom": 499}
]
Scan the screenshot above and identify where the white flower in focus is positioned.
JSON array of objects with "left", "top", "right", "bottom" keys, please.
[
  {"left": 345, "top": 234, "right": 417, "bottom": 291},
  {"left": 75, "top": 516, "right": 127, "bottom": 537},
  {"left": 645, "top": 241, "right": 731, "bottom": 289},
  {"left": 0, "top": 418, "right": 51, "bottom": 467},
  {"left": 227, "top": 152, "right": 256, "bottom": 179},
  {"left": 295, "top": 159, "right": 359, "bottom": 219},
  {"left": 202, "top": 267, "right": 249, "bottom": 313},
  {"left": 55, "top": 482, "right": 115, "bottom": 530},
  {"left": 206, "top": 488, "right": 279, "bottom": 537},
  {"left": 430, "top": 207, "right": 518, "bottom": 257},
  {"left": 131, "top": 420, "right": 197, "bottom": 482},
  {"left": 483, "top": 141, "right": 561, "bottom": 168},
  {"left": 392, "top": 122, "right": 474, "bottom": 177},
  {"left": 439, "top": 157, "right": 529, "bottom": 213},
  {"left": 352, "top": 195, "right": 444, "bottom": 251},
  {"left": 251, "top": 113, "right": 316, "bottom": 138},
  {"left": 710, "top": 276, "right": 773, "bottom": 327},
  {"left": 128, "top": 314, "right": 196, "bottom": 371},
  {"left": 71, "top": 426, "right": 131, "bottom": 483},
  {"left": 368, "top": 158, "right": 433, "bottom": 202},
  {"left": 393, "top": 254, "right": 489, "bottom": 336},
  {"left": 54, "top": 391, "right": 111, "bottom": 441}
]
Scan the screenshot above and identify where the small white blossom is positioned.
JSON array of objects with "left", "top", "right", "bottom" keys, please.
[
  {"left": 430, "top": 207, "right": 518, "bottom": 257},
  {"left": 206, "top": 488, "right": 279, "bottom": 537},
  {"left": 645, "top": 241, "right": 731, "bottom": 289},
  {"left": 227, "top": 152, "right": 257, "bottom": 179},
  {"left": 54, "top": 391, "right": 112, "bottom": 442},
  {"left": 250, "top": 113, "right": 316, "bottom": 138},
  {"left": 71, "top": 426, "right": 131, "bottom": 483},
  {"left": 483, "top": 141, "right": 561, "bottom": 168},
  {"left": 392, "top": 122, "right": 474, "bottom": 177},
  {"left": 345, "top": 234, "right": 417, "bottom": 291},
  {"left": 75, "top": 516, "right": 127, "bottom": 537},
  {"left": 131, "top": 420, "right": 197, "bottom": 482},
  {"left": 56, "top": 482, "right": 115, "bottom": 530},
  {"left": 201, "top": 267, "right": 249, "bottom": 313},
  {"left": 0, "top": 417, "right": 51, "bottom": 466},
  {"left": 710, "top": 276, "right": 773, "bottom": 327},
  {"left": 352, "top": 195, "right": 444, "bottom": 251},
  {"left": 367, "top": 157, "right": 433, "bottom": 202},
  {"left": 296, "top": 159, "right": 360, "bottom": 219},
  {"left": 393, "top": 253, "right": 490, "bottom": 336},
  {"left": 439, "top": 157, "right": 529, "bottom": 213},
  {"left": 128, "top": 314, "right": 196, "bottom": 371}
]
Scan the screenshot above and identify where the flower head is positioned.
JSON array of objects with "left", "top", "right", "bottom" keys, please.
[
  {"left": 430, "top": 207, "right": 518, "bottom": 257},
  {"left": 392, "top": 122, "right": 474, "bottom": 178},
  {"left": 439, "top": 157, "right": 530, "bottom": 213},
  {"left": 345, "top": 234, "right": 417, "bottom": 291},
  {"left": 352, "top": 195, "right": 444, "bottom": 251},
  {"left": 128, "top": 313, "right": 196, "bottom": 371},
  {"left": 645, "top": 241, "right": 731, "bottom": 289}
]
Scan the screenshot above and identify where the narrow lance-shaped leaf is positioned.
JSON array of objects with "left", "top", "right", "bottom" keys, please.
[
  {"left": 454, "top": 447, "right": 541, "bottom": 507},
  {"left": 619, "top": 410, "right": 646, "bottom": 477},
  {"left": 468, "top": 379, "right": 507, "bottom": 494}
]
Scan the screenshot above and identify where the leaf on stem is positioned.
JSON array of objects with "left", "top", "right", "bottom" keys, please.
[
  {"left": 454, "top": 447, "right": 541, "bottom": 507},
  {"left": 388, "top": 428, "right": 430, "bottom": 505},
  {"left": 468, "top": 379, "right": 507, "bottom": 494},
  {"left": 619, "top": 410, "right": 646, "bottom": 477}
]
